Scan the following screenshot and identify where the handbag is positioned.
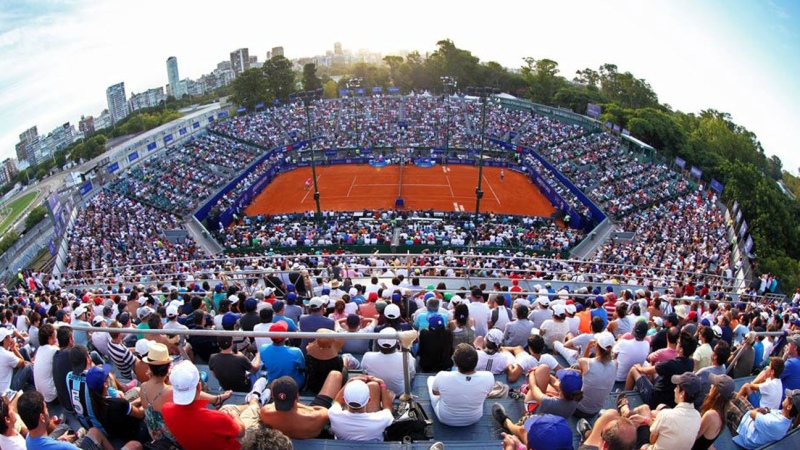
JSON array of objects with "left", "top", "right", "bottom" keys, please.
[{"left": 384, "top": 400, "right": 434, "bottom": 442}]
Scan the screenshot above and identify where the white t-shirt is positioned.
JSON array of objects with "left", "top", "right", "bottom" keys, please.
[
  {"left": 33, "top": 344, "right": 59, "bottom": 402},
  {"left": 430, "top": 370, "right": 494, "bottom": 426},
  {"left": 0, "top": 433, "right": 25, "bottom": 450},
  {"left": 0, "top": 347, "right": 20, "bottom": 393},
  {"left": 477, "top": 351, "right": 515, "bottom": 374},
  {"left": 515, "top": 352, "right": 560, "bottom": 373},
  {"left": 539, "top": 320, "right": 570, "bottom": 349},
  {"left": 468, "top": 302, "right": 491, "bottom": 337},
  {"left": 253, "top": 322, "right": 273, "bottom": 350},
  {"left": 361, "top": 351, "right": 416, "bottom": 396},
  {"left": 328, "top": 403, "right": 394, "bottom": 441},
  {"left": 566, "top": 333, "right": 594, "bottom": 356},
  {"left": 91, "top": 331, "right": 111, "bottom": 357},
  {"left": 613, "top": 339, "right": 650, "bottom": 381},
  {"left": 759, "top": 377, "right": 783, "bottom": 410},
  {"left": 566, "top": 317, "right": 581, "bottom": 336}
]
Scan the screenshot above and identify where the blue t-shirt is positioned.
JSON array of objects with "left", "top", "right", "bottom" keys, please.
[
  {"left": 274, "top": 315, "right": 298, "bottom": 331},
  {"left": 732, "top": 324, "right": 749, "bottom": 345},
  {"left": 753, "top": 341, "right": 764, "bottom": 369},
  {"left": 259, "top": 343, "right": 305, "bottom": 387},
  {"left": 414, "top": 311, "right": 432, "bottom": 331},
  {"left": 732, "top": 410, "right": 790, "bottom": 449},
  {"left": 27, "top": 435, "right": 79, "bottom": 449},
  {"left": 590, "top": 308, "right": 608, "bottom": 328},
  {"left": 781, "top": 357, "right": 800, "bottom": 398}
]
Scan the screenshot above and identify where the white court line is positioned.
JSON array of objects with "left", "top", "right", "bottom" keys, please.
[
  {"left": 483, "top": 175, "right": 500, "bottom": 204},
  {"left": 453, "top": 202, "right": 459, "bottom": 211},
  {"left": 356, "top": 183, "right": 450, "bottom": 187},
  {"left": 347, "top": 176, "right": 357, "bottom": 197},
  {"left": 445, "top": 176, "right": 455, "bottom": 197},
  {"left": 459, "top": 204, "right": 464, "bottom": 212},
  {"left": 300, "top": 175, "right": 321, "bottom": 203}
]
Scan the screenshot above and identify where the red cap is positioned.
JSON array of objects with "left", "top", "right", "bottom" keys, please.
[
  {"left": 687, "top": 311, "right": 697, "bottom": 321},
  {"left": 512, "top": 279, "right": 519, "bottom": 286},
  {"left": 368, "top": 292, "right": 379, "bottom": 302},
  {"left": 269, "top": 321, "right": 289, "bottom": 343}
]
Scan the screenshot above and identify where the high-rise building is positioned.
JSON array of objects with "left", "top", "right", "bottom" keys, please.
[
  {"left": 166, "top": 56, "right": 185, "bottom": 99},
  {"left": 15, "top": 126, "right": 38, "bottom": 165},
  {"left": 106, "top": 82, "right": 130, "bottom": 124},
  {"left": 0, "top": 158, "right": 16, "bottom": 186},
  {"left": 230, "top": 48, "right": 250, "bottom": 77},
  {"left": 271, "top": 46, "right": 284, "bottom": 58},
  {"left": 129, "top": 87, "right": 166, "bottom": 112},
  {"left": 79, "top": 116, "right": 95, "bottom": 135},
  {"left": 334, "top": 42, "right": 343, "bottom": 55}
]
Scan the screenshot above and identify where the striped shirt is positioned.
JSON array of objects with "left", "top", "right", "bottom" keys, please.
[
  {"left": 66, "top": 371, "right": 102, "bottom": 433},
  {"left": 107, "top": 341, "right": 135, "bottom": 381}
]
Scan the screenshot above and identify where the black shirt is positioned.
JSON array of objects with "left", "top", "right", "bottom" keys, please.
[
  {"left": 650, "top": 329, "right": 668, "bottom": 353},
  {"left": 651, "top": 356, "right": 694, "bottom": 408},
  {"left": 52, "top": 349, "right": 73, "bottom": 411},
  {"left": 100, "top": 397, "right": 143, "bottom": 441},
  {"left": 209, "top": 352, "right": 252, "bottom": 392},
  {"left": 239, "top": 312, "right": 261, "bottom": 333},
  {"left": 418, "top": 328, "right": 454, "bottom": 372}
]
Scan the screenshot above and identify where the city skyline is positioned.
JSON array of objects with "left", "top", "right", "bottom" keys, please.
[{"left": 0, "top": 0, "right": 798, "bottom": 173}]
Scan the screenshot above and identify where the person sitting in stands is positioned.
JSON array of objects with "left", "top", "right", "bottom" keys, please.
[
  {"left": 737, "top": 357, "right": 785, "bottom": 410},
  {"left": 625, "top": 330, "right": 697, "bottom": 409},
  {"left": 474, "top": 328, "right": 518, "bottom": 377},
  {"left": 428, "top": 343, "right": 494, "bottom": 427},
  {"left": 361, "top": 327, "right": 415, "bottom": 397},
  {"left": 500, "top": 414, "right": 574, "bottom": 450},
  {"left": 259, "top": 321, "right": 305, "bottom": 387},
  {"left": 328, "top": 377, "right": 394, "bottom": 441},
  {"left": 209, "top": 336, "right": 261, "bottom": 392},
  {"left": 418, "top": 314, "right": 454, "bottom": 372},
  {"left": 693, "top": 374, "right": 735, "bottom": 450},
  {"left": 260, "top": 372, "right": 343, "bottom": 439},
  {"left": 730, "top": 388, "right": 800, "bottom": 449}
]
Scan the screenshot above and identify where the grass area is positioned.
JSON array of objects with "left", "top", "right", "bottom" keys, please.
[
  {"left": 29, "top": 247, "right": 55, "bottom": 272},
  {"left": 0, "top": 191, "right": 38, "bottom": 235}
]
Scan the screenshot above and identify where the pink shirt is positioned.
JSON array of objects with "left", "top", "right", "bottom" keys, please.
[{"left": 648, "top": 347, "right": 678, "bottom": 364}]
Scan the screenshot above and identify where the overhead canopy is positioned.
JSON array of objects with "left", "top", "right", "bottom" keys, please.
[{"left": 620, "top": 133, "right": 656, "bottom": 153}]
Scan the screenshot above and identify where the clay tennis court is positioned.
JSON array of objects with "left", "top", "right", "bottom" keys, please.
[{"left": 245, "top": 164, "right": 556, "bottom": 217}]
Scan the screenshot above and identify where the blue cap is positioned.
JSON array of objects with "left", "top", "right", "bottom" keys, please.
[
  {"left": 286, "top": 283, "right": 296, "bottom": 292},
  {"left": 594, "top": 295, "right": 605, "bottom": 306},
  {"left": 392, "top": 292, "right": 402, "bottom": 304},
  {"left": 244, "top": 298, "right": 258, "bottom": 312},
  {"left": 222, "top": 312, "right": 241, "bottom": 330},
  {"left": 286, "top": 292, "right": 297, "bottom": 304},
  {"left": 273, "top": 300, "right": 285, "bottom": 312},
  {"left": 556, "top": 369, "right": 583, "bottom": 395},
  {"left": 428, "top": 314, "right": 445, "bottom": 330},
  {"left": 524, "top": 414, "right": 573, "bottom": 450},
  {"left": 86, "top": 364, "right": 113, "bottom": 392},
  {"left": 606, "top": 286, "right": 614, "bottom": 292},
  {"left": 700, "top": 318, "right": 711, "bottom": 327},
  {"left": 321, "top": 288, "right": 330, "bottom": 295},
  {"left": 592, "top": 288, "right": 601, "bottom": 295},
  {"left": 215, "top": 283, "right": 224, "bottom": 292}
]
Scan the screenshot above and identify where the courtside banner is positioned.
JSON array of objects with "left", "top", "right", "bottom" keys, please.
[
  {"left": 675, "top": 157, "right": 686, "bottom": 169},
  {"left": 710, "top": 179, "right": 724, "bottom": 194},
  {"left": 690, "top": 166, "right": 702, "bottom": 179}
]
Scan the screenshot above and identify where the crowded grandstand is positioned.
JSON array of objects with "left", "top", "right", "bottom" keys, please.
[{"left": 1, "top": 93, "right": 797, "bottom": 450}]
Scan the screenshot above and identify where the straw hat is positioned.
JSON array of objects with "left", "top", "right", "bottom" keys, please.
[{"left": 142, "top": 342, "right": 173, "bottom": 365}]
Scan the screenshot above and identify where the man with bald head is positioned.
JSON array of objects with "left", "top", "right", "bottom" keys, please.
[{"left": 578, "top": 410, "right": 639, "bottom": 450}]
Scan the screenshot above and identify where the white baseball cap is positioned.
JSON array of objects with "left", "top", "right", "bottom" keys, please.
[
  {"left": 166, "top": 305, "right": 179, "bottom": 318},
  {"left": 344, "top": 380, "right": 371, "bottom": 409},
  {"left": 565, "top": 304, "right": 576, "bottom": 315},
  {"left": 170, "top": 361, "right": 200, "bottom": 405},
  {"left": 308, "top": 297, "right": 325, "bottom": 310},
  {"left": 135, "top": 339, "right": 152, "bottom": 356},
  {"left": 0, "top": 328, "right": 13, "bottom": 341},
  {"left": 73, "top": 306, "right": 88, "bottom": 318},
  {"left": 485, "top": 328, "right": 504, "bottom": 346},
  {"left": 384, "top": 304, "right": 401, "bottom": 320},
  {"left": 551, "top": 304, "right": 566, "bottom": 316},
  {"left": 594, "top": 332, "right": 616, "bottom": 350},
  {"left": 377, "top": 327, "right": 398, "bottom": 348}
]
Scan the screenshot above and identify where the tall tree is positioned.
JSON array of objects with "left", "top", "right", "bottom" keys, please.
[
  {"left": 262, "top": 56, "right": 295, "bottom": 102},
  {"left": 301, "top": 63, "right": 322, "bottom": 91},
  {"left": 522, "top": 57, "right": 564, "bottom": 105},
  {"left": 231, "top": 68, "right": 268, "bottom": 111}
]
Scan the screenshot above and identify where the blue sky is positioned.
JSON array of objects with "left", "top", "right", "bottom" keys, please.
[{"left": 0, "top": 0, "right": 798, "bottom": 173}]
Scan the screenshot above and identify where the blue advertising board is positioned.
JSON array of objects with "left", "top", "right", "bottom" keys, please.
[
  {"left": 147, "top": 142, "right": 157, "bottom": 151},
  {"left": 237, "top": 107, "right": 247, "bottom": 113},
  {"left": 621, "top": 129, "right": 630, "bottom": 136},
  {"left": 355, "top": 88, "right": 366, "bottom": 95},
  {"left": 193, "top": 122, "right": 200, "bottom": 129},
  {"left": 164, "top": 134, "right": 173, "bottom": 143},
  {"left": 613, "top": 125, "right": 621, "bottom": 133},
  {"left": 744, "top": 235, "right": 754, "bottom": 253},
  {"left": 690, "top": 166, "right": 702, "bottom": 179},
  {"left": 675, "top": 157, "right": 686, "bottom": 169},
  {"left": 48, "top": 238, "right": 57, "bottom": 256},
  {"left": 79, "top": 182, "right": 93, "bottom": 196},
  {"left": 710, "top": 179, "right": 724, "bottom": 194},
  {"left": 128, "top": 151, "right": 139, "bottom": 162},
  {"left": 388, "top": 87, "right": 400, "bottom": 93},
  {"left": 218, "top": 111, "right": 228, "bottom": 118},
  {"left": 208, "top": 116, "right": 215, "bottom": 123},
  {"left": 740, "top": 220, "right": 748, "bottom": 238},
  {"left": 586, "top": 103, "right": 601, "bottom": 118},
  {"left": 372, "top": 87, "right": 383, "bottom": 93},
  {"left": 179, "top": 128, "right": 187, "bottom": 135},
  {"left": 324, "top": 149, "right": 338, "bottom": 157},
  {"left": 107, "top": 162, "right": 119, "bottom": 174},
  {"left": 339, "top": 89, "right": 350, "bottom": 96},
  {"left": 255, "top": 102, "right": 265, "bottom": 109}
]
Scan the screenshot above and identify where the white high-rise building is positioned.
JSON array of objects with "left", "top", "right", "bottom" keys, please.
[
  {"left": 106, "top": 82, "right": 130, "bottom": 124},
  {"left": 230, "top": 48, "right": 250, "bottom": 77},
  {"left": 167, "top": 56, "right": 185, "bottom": 99}
]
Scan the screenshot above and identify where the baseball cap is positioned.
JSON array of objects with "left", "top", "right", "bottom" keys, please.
[
  {"left": 711, "top": 325, "right": 723, "bottom": 338},
  {"left": 0, "top": 328, "right": 13, "bottom": 341},
  {"left": 686, "top": 310, "right": 697, "bottom": 322},
  {"left": 450, "top": 295, "right": 464, "bottom": 305},
  {"left": 166, "top": 305, "right": 179, "bottom": 318},
  {"left": 244, "top": 298, "right": 258, "bottom": 312},
  {"left": 170, "top": 361, "right": 200, "bottom": 405},
  {"left": 117, "top": 312, "right": 131, "bottom": 326},
  {"left": 228, "top": 295, "right": 239, "bottom": 304},
  {"left": 485, "top": 328, "right": 504, "bottom": 346},
  {"left": 91, "top": 315, "right": 105, "bottom": 326},
  {"left": 344, "top": 380, "right": 371, "bottom": 409},
  {"left": 594, "top": 332, "right": 615, "bottom": 350},
  {"left": 671, "top": 372, "right": 702, "bottom": 397},
  {"left": 523, "top": 414, "right": 573, "bottom": 450},
  {"left": 135, "top": 339, "right": 151, "bottom": 357},
  {"left": 384, "top": 304, "right": 401, "bottom": 320},
  {"left": 377, "top": 327, "right": 398, "bottom": 348},
  {"left": 308, "top": 297, "right": 324, "bottom": 311},
  {"left": 709, "top": 373, "right": 735, "bottom": 400},
  {"left": 272, "top": 376, "right": 299, "bottom": 411},
  {"left": 787, "top": 334, "right": 800, "bottom": 347},
  {"left": 86, "top": 364, "right": 113, "bottom": 392},
  {"left": 593, "top": 295, "right": 605, "bottom": 306},
  {"left": 269, "top": 321, "right": 289, "bottom": 343},
  {"left": 551, "top": 304, "right": 566, "bottom": 316},
  {"left": 665, "top": 313, "right": 679, "bottom": 326},
  {"left": 346, "top": 314, "right": 360, "bottom": 328},
  {"left": 285, "top": 292, "right": 298, "bottom": 304},
  {"left": 786, "top": 389, "right": 800, "bottom": 411},
  {"left": 700, "top": 318, "right": 711, "bottom": 327},
  {"left": 675, "top": 305, "right": 688, "bottom": 319},
  {"left": 565, "top": 304, "right": 576, "bottom": 315},
  {"left": 73, "top": 305, "right": 88, "bottom": 318},
  {"left": 221, "top": 312, "right": 241, "bottom": 330},
  {"left": 428, "top": 314, "right": 445, "bottom": 330},
  {"left": 138, "top": 306, "right": 154, "bottom": 320},
  {"left": 633, "top": 320, "right": 648, "bottom": 339},
  {"left": 556, "top": 369, "right": 583, "bottom": 395}
]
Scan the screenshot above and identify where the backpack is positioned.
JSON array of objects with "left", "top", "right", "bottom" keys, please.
[
  {"left": 384, "top": 400, "right": 433, "bottom": 443},
  {"left": 490, "top": 306, "right": 512, "bottom": 328}
]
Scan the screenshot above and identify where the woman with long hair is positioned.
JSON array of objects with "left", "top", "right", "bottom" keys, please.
[
  {"left": 86, "top": 365, "right": 145, "bottom": 442},
  {"left": 449, "top": 302, "right": 475, "bottom": 348},
  {"left": 304, "top": 329, "right": 346, "bottom": 394},
  {"left": 693, "top": 374, "right": 734, "bottom": 450},
  {"left": 573, "top": 329, "right": 616, "bottom": 418}
]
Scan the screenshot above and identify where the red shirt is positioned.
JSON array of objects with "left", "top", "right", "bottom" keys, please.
[{"left": 162, "top": 399, "right": 241, "bottom": 450}]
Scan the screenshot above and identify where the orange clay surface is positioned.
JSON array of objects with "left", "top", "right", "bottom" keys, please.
[{"left": 245, "top": 164, "right": 556, "bottom": 217}]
